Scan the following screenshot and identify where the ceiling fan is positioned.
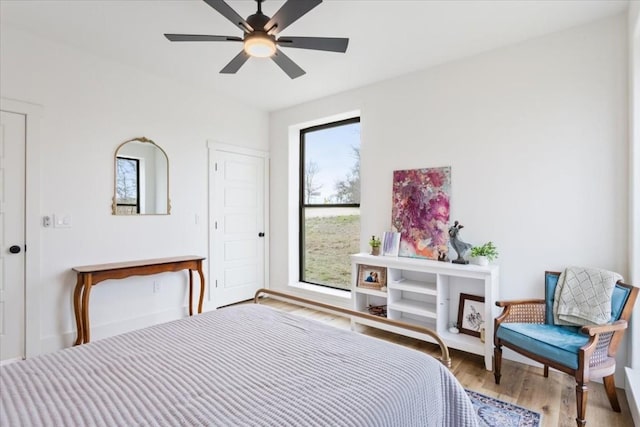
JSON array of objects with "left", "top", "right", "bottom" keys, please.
[{"left": 164, "top": 0, "right": 349, "bottom": 79}]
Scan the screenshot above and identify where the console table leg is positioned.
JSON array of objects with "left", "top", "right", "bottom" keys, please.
[
  {"left": 73, "top": 274, "right": 84, "bottom": 345},
  {"left": 188, "top": 270, "right": 194, "bottom": 316},
  {"left": 196, "top": 262, "right": 205, "bottom": 314},
  {"left": 82, "top": 275, "right": 93, "bottom": 343}
]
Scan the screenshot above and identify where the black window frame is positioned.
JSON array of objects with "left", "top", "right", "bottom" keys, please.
[
  {"left": 115, "top": 156, "right": 141, "bottom": 214},
  {"left": 299, "top": 117, "right": 361, "bottom": 289}
]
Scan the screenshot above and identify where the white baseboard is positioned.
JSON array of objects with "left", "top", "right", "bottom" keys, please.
[
  {"left": 0, "top": 357, "right": 23, "bottom": 366},
  {"left": 39, "top": 307, "right": 189, "bottom": 355},
  {"left": 626, "top": 368, "right": 640, "bottom": 426}
]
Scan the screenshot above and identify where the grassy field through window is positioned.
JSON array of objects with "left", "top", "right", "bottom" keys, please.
[{"left": 303, "top": 213, "right": 360, "bottom": 290}]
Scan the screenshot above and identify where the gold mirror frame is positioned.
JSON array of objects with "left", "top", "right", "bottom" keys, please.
[{"left": 112, "top": 136, "right": 171, "bottom": 215}]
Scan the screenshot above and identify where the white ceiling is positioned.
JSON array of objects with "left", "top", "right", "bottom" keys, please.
[{"left": 0, "top": 0, "right": 629, "bottom": 112}]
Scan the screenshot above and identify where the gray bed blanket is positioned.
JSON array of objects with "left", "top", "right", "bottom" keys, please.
[{"left": 1, "top": 304, "right": 478, "bottom": 427}]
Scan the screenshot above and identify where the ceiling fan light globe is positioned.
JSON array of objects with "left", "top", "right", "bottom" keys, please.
[{"left": 244, "top": 34, "right": 276, "bottom": 58}]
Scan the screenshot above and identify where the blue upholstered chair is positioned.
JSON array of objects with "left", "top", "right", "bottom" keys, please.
[{"left": 493, "top": 271, "right": 638, "bottom": 427}]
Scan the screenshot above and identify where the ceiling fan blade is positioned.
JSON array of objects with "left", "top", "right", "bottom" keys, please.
[
  {"left": 220, "top": 51, "right": 250, "bottom": 74},
  {"left": 271, "top": 48, "right": 305, "bottom": 79},
  {"left": 203, "top": 0, "right": 253, "bottom": 33},
  {"left": 164, "top": 34, "right": 242, "bottom": 42},
  {"left": 265, "top": 0, "right": 322, "bottom": 35},
  {"left": 277, "top": 36, "right": 348, "bottom": 53}
]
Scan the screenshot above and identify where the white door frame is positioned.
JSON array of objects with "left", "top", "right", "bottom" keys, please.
[
  {"left": 206, "top": 141, "right": 269, "bottom": 310},
  {"left": 1, "top": 98, "right": 42, "bottom": 358}
]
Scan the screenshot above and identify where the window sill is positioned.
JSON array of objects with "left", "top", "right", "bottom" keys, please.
[{"left": 288, "top": 282, "right": 351, "bottom": 300}]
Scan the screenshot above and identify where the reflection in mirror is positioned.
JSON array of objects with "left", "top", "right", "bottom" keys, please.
[{"left": 113, "top": 137, "right": 170, "bottom": 215}]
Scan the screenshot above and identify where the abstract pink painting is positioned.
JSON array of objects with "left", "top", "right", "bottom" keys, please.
[{"left": 391, "top": 167, "right": 451, "bottom": 260}]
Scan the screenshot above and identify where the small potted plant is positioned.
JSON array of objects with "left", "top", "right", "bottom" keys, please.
[
  {"left": 470, "top": 241, "right": 498, "bottom": 266},
  {"left": 369, "top": 235, "right": 382, "bottom": 256}
]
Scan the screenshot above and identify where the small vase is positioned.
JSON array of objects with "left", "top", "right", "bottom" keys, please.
[
  {"left": 473, "top": 256, "right": 489, "bottom": 266},
  {"left": 371, "top": 246, "right": 380, "bottom": 256}
]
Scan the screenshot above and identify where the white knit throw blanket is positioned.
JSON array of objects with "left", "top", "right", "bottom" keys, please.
[{"left": 553, "top": 267, "right": 622, "bottom": 326}]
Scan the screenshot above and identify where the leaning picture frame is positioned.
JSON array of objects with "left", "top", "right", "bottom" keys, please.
[
  {"left": 357, "top": 265, "right": 387, "bottom": 290},
  {"left": 382, "top": 231, "right": 401, "bottom": 257},
  {"left": 457, "top": 293, "right": 485, "bottom": 337}
]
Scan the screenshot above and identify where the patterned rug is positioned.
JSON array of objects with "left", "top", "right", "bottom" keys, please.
[{"left": 466, "top": 389, "right": 542, "bottom": 427}]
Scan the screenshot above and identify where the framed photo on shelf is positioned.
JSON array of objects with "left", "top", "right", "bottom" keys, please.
[
  {"left": 357, "top": 265, "right": 387, "bottom": 290},
  {"left": 457, "top": 293, "right": 485, "bottom": 337}
]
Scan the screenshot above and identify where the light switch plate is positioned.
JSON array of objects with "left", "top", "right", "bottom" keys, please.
[{"left": 54, "top": 214, "right": 72, "bottom": 228}]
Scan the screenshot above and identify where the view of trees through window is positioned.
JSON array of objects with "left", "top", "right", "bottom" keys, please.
[
  {"left": 300, "top": 118, "right": 361, "bottom": 290},
  {"left": 116, "top": 157, "right": 140, "bottom": 214}
]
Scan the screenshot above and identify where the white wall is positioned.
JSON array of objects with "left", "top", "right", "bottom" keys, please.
[
  {"left": 629, "top": 0, "right": 640, "bottom": 372},
  {"left": 0, "top": 26, "right": 268, "bottom": 352},
  {"left": 270, "top": 15, "right": 630, "bottom": 376},
  {"left": 627, "top": 3, "right": 640, "bottom": 424}
]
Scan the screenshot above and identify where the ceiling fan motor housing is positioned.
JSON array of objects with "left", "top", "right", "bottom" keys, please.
[{"left": 246, "top": 11, "right": 271, "bottom": 34}]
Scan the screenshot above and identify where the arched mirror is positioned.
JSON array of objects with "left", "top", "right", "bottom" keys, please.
[{"left": 112, "top": 137, "right": 170, "bottom": 215}]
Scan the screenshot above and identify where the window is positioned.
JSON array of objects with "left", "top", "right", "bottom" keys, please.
[
  {"left": 115, "top": 157, "right": 140, "bottom": 214},
  {"left": 300, "top": 117, "right": 361, "bottom": 290}
]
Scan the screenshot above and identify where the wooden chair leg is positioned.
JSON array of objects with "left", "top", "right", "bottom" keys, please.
[
  {"left": 494, "top": 344, "right": 502, "bottom": 384},
  {"left": 575, "top": 382, "right": 588, "bottom": 427},
  {"left": 603, "top": 374, "right": 621, "bottom": 412},
  {"left": 543, "top": 365, "right": 549, "bottom": 378}
]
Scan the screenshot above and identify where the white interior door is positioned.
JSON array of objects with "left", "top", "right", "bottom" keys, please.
[
  {"left": 211, "top": 148, "right": 266, "bottom": 308},
  {"left": 0, "top": 111, "right": 26, "bottom": 362}
]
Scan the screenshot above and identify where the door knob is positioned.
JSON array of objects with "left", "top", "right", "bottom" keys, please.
[
  {"left": 258, "top": 232, "right": 265, "bottom": 237},
  {"left": 9, "top": 245, "right": 21, "bottom": 254}
]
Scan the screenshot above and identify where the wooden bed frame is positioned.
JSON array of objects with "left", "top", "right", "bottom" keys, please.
[{"left": 254, "top": 288, "right": 452, "bottom": 368}]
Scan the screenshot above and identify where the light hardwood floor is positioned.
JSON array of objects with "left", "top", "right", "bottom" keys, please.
[{"left": 251, "top": 297, "right": 633, "bottom": 427}]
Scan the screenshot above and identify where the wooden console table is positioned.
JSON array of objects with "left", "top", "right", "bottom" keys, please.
[{"left": 72, "top": 255, "right": 206, "bottom": 345}]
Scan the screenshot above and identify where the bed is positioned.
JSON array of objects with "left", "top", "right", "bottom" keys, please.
[{"left": 1, "top": 290, "right": 479, "bottom": 426}]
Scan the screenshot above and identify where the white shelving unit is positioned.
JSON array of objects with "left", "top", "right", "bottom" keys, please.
[{"left": 351, "top": 253, "right": 500, "bottom": 370}]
